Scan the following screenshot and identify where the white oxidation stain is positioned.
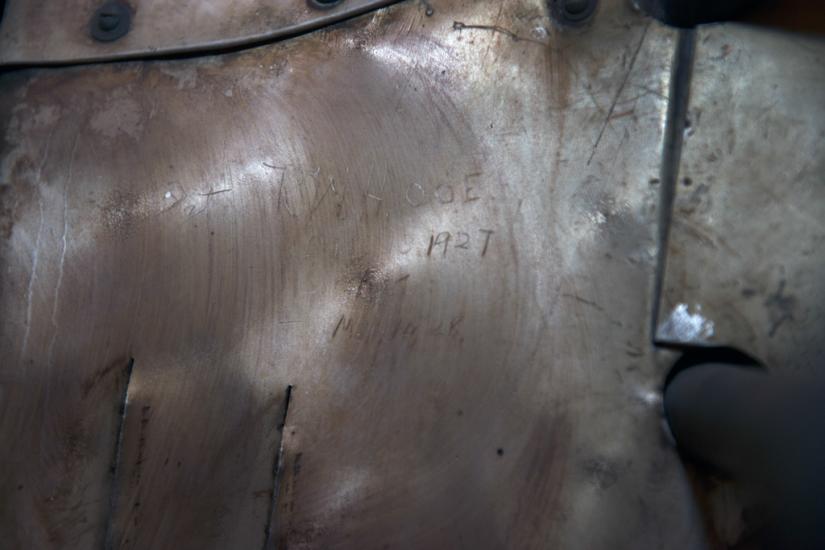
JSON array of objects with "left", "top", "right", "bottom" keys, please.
[
  {"left": 658, "top": 303, "right": 715, "bottom": 343},
  {"left": 158, "top": 63, "right": 199, "bottom": 90},
  {"left": 532, "top": 26, "right": 549, "bottom": 40},
  {"left": 90, "top": 90, "right": 144, "bottom": 140},
  {"left": 588, "top": 211, "right": 607, "bottom": 226}
]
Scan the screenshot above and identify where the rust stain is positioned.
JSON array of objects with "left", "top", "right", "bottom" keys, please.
[
  {"left": 0, "top": 156, "right": 38, "bottom": 239},
  {"left": 81, "top": 357, "right": 129, "bottom": 398},
  {"left": 131, "top": 405, "right": 152, "bottom": 488}
]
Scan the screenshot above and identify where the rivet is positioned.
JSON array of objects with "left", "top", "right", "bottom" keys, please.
[
  {"left": 308, "top": 0, "right": 344, "bottom": 10},
  {"left": 564, "top": 0, "right": 590, "bottom": 17},
  {"left": 550, "top": 0, "right": 598, "bottom": 25},
  {"left": 90, "top": 1, "right": 131, "bottom": 42}
]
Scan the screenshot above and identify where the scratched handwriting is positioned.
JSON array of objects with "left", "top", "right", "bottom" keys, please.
[
  {"left": 426, "top": 229, "right": 494, "bottom": 258},
  {"left": 331, "top": 314, "right": 465, "bottom": 343},
  {"left": 405, "top": 172, "right": 483, "bottom": 207},
  {"left": 260, "top": 163, "right": 486, "bottom": 219}
]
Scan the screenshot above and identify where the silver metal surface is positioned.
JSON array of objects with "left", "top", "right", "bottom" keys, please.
[
  {"left": 0, "top": 0, "right": 395, "bottom": 65},
  {"left": 656, "top": 24, "right": 825, "bottom": 371},
  {"left": 0, "top": 0, "right": 711, "bottom": 548}
]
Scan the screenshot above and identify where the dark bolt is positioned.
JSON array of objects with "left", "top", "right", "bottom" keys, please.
[
  {"left": 564, "top": 0, "right": 590, "bottom": 16},
  {"left": 308, "top": 0, "right": 344, "bottom": 9},
  {"left": 550, "top": 0, "right": 597, "bottom": 25},
  {"left": 90, "top": 1, "right": 131, "bottom": 42},
  {"left": 98, "top": 10, "right": 120, "bottom": 32}
]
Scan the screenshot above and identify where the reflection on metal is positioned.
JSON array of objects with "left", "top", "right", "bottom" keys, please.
[
  {"left": 1, "top": 0, "right": 791, "bottom": 548},
  {"left": 658, "top": 303, "right": 714, "bottom": 344},
  {"left": 0, "top": 0, "right": 396, "bottom": 65},
  {"left": 656, "top": 24, "right": 825, "bottom": 372}
]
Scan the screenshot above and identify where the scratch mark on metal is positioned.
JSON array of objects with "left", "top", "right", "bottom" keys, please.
[
  {"left": 103, "top": 357, "right": 135, "bottom": 550},
  {"left": 608, "top": 109, "right": 635, "bottom": 121},
  {"left": 21, "top": 202, "right": 43, "bottom": 353},
  {"left": 587, "top": 22, "right": 650, "bottom": 166},
  {"left": 631, "top": 83, "right": 668, "bottom": 100},
  {"left": 263, "top": 385, "right": 293, "bottom": 550},
  {"left": 21, "top": 127, "right": 56, "bottom": 356},
  {"left": 480, "top": 2, "right": 505, "bottom": 68},
  {"left": 332, "top": 315, "right": 346, "bottom": 339},
  {"left": 452, "top": 21, "right": 546, "bottom": 45},
  {"left": 583, "top": 84, "right": 606, "bottom": 115},
  {"left": 48, "top": 136, "right": 80, "bottom": 367},
  {"left": 561, "top": 292, "right": 605, "bottom": 312},
  {"left": 276, "top": 171, "right": 294, "bottom": 217},
  {"left": 160, "top": 191, "right": 187, "bottom": 214},
  {"left": 198, "top": 188, "right": 233, "bottom": 197},
  {"left": 308, "top": 179, "right": 335, "bottom": 218},
  {"left": 765, "top": 279, "right": 796, "bottom": 338}
]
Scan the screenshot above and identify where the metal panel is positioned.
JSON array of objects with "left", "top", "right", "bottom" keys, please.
[
  {"left": 0, "top": 0, "right": 395, "bottom": 65},
  {"left": 656, "top": 24, "right": 825, "bottom": 371},
  {"left": 109, "top": 378, "right": 290, "bottom": 548},
  {"left": 0, "top": 65, "right": 294, "bottom": 548},
  {"left": 1, "top": 0, "right": 710, "bottom": 548}
]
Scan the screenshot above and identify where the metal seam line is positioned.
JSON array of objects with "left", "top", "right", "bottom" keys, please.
[
  {"left": 652, "top": 27, "right": 696, "bottom": 344},
  {"left": 0, "top": 1, "right": 402, "bottom": 70},
  {"left": 103, "top": 357, "right": 136, "bottom": 550}
]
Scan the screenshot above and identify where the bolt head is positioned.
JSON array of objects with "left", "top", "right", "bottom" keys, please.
[
  {"left": 563, "top": 0, "right": 590, "bottom": 16},
  {"left": 98, "top": 12, "right": 120, "bottom": 32},
  {"left": 308, "top": 0, "right": 344, "bottom": 9},
  {"left": 551, "top": 0, "right": 597, "bottom": 25},
  {"left": 90, "top": 1, "right": 131, "bottom": 42}
]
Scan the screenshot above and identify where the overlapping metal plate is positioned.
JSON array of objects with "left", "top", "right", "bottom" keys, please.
[{"left": 656, "top": 24, "right": 825, "bottom": 372}]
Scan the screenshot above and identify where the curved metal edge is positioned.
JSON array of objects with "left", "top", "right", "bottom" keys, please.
[{"left": 0, "top": 0, "right": 400, "bottom": 68}]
